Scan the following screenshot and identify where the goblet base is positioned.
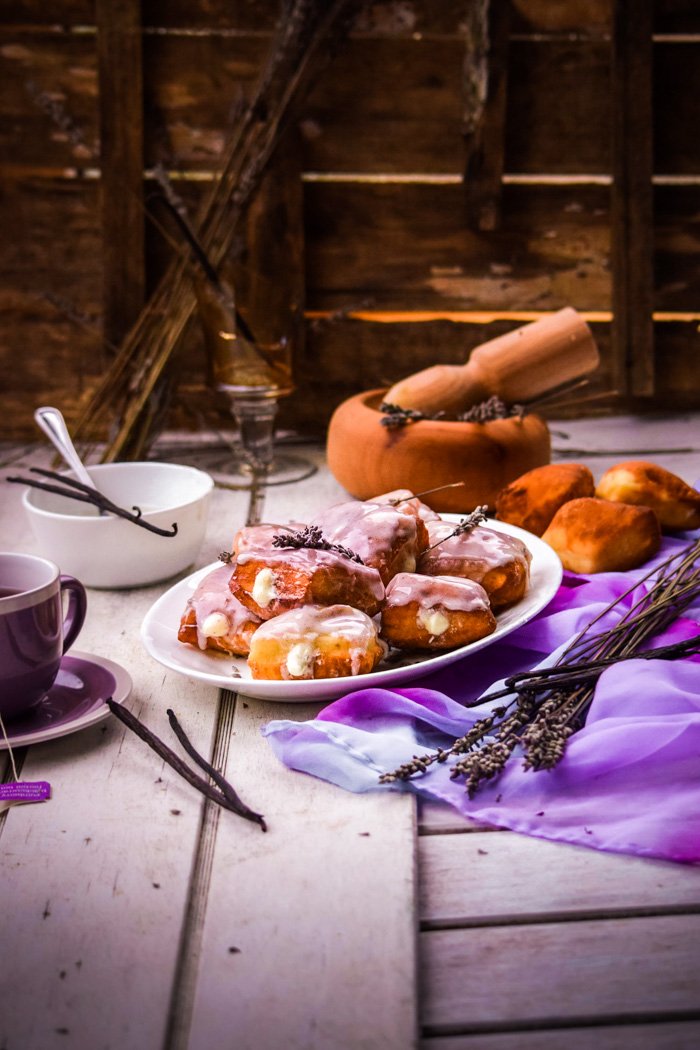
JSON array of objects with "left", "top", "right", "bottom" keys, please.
[
  {"left": 207, "top": 449, "right": 318, "bottom": 490},
  {"left": 152, "top": 437, "right": 317, "bottom": 489}
]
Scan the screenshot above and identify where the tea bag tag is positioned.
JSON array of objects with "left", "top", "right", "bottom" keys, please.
[
  {"left": 0, "top": 781, "right": 51, "bottom": 806},
  {"left": 0, "top": 713, "right": 52, "bottom": 811}
]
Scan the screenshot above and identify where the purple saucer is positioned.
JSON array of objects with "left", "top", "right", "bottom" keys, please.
[{"left": 0, "top": 650, "right": 132, "bottom": 749}]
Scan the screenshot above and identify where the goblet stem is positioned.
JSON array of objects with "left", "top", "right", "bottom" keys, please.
[
  {"left": 231, "top": 395, "right": 279, "bottom": 474},
  {"left": 229, "top": 393, "right": 279, "bottom": 525}
]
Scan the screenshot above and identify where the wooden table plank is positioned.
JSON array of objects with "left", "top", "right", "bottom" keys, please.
[
  {"left": 1, "top": 444, "right": 420, "bottom": 1048},
  {"left": 421, "top": 1019, "right": 700, "bottom": 1049},
  {"left": 0, "top": 596, "right": 219, "bottom": 1050},
  {"left": 420, "top": 831, "right": 700, "bottom": 927},
  {"left": 187, "top": 695, "right": 418, "bottom": 1050},
  {"left": 187, "top": 459, "right": 419, "bottom": 1048},
  {"left": 421, "top": 911, "right": 700, "bottom": 1032}
]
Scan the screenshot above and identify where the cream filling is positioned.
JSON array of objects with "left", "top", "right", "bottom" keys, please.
[
  {"left": 286, "top": 641, "right": 315, "bottom": 678},
  {"left": 200, "top": 611, "right": 230, "bottom": 639},
  {"left": 417, "top": 607, "right": 450, "bottom": 637},
  {"left": 251, "top": 567, "right": 277, "bottom": 608}
]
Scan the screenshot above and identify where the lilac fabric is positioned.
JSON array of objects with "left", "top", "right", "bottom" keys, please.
[{"left": 263, "top": 533, "right": 700, "bottom": 864}]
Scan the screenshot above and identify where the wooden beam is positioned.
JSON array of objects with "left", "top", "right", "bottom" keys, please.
[
  {"left": 610, "top": 0, "right": 655, "bottom": 395},
  {"left": 463, "top": 0, "right": 511, "bottom": 231},
  {"left": 96, "top": 0, "right": 145, "bottom": 348}
]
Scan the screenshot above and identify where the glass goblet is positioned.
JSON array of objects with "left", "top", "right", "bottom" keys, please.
[{"left": 196, "top": 278, "right": 316, "bottom": 495}]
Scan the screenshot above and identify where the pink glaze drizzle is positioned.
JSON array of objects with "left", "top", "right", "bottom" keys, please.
[
  {"left": 187, "top": 564, "right": 260, "bottom": 650},
  {"left": 236, "top": 545, "right": 385, "bottom": 599},
  {"left": 371, "top": 489, "right": 441, "bottom": 522},
  {"left": 385, "top": 573, "right": 491, "bottom": 612},
  {"left": 419, "top": 523, "right": 531, "bottom": 581},
  {"left": 251, "top": 604, "right": 386, "bottom": 679},
  {"left": 232, "top": 522, "right": 304, "bottom": 554},
  {"left": 311, "top": 500, "right": 420, "bottom": 568}
]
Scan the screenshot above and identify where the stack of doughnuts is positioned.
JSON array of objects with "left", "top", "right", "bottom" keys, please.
[
  {"left": 495, "top": 460, "right": 699, "bottom": 573},
  {"left": 178, "top": 491, "right": 533, "bottom": 681}
]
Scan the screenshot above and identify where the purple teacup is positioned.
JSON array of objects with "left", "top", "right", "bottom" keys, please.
[{"left": 0, "top": 552, "right": 87, "bottom": 721}]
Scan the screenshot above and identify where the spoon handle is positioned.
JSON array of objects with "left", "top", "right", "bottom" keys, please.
[{"left": 34, "top": 406, "right": 97, "bottom": 490}]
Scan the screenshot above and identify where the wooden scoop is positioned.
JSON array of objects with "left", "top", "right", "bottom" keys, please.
[{"left": 384, "top": 307, "right": 600, "bottom": 416}]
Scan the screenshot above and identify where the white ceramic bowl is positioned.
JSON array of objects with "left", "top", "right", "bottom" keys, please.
[{"left": 23, "top": 461, "right": 214, "bottom": 589}]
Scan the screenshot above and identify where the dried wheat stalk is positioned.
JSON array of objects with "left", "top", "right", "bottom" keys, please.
[{"left": 74, "top": 0, "right": 363, "bottom": 460}]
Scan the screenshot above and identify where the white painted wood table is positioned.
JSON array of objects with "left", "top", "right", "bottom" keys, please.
[{"left": 1, "top": 414, "right": 700, "bottom": 1050}]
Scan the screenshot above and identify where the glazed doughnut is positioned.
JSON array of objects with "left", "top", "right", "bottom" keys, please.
[
  {"left": 178, "top": 564, "right": 261, "bottom": 656},
  {"left": 495, "top": 463, "right": 595, "bottom": 536},
  {"left": 229, "top": 546, "right": 385, "bottom": 620},
  {"left": 595, "top": 460, "right": 700, "bottom": 533},
  {"left": 248, "top": 604, "right": 387, "bottom": 680},
  {"left": 418, "top": 521, "right": 531, "bottom": 610},
  {"left": 380, "top": 573, "right": 497, "bottom": 651},
  {"left": 311, "top": 499, "right": 429, "bottom": 585},
  {"left": 542, "top": 497, "right": 661, "bottom": 573}
]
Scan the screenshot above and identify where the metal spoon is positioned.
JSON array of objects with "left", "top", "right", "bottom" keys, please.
[{"left": 34, "top": 406, "right": 97, "bottom": 491}]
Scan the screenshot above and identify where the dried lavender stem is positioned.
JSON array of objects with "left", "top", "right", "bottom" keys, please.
[{"left": 379, "top": 535, "right": 700, "bottom": 793}]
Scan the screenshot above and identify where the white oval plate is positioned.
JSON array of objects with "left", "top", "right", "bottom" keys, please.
[{"left": 140, "top": 518, "right": 562, "bottom": 702}]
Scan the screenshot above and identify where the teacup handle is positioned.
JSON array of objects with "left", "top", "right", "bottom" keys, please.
[{"left": 60, "top": 574, "right": 87, "bottom": 653}]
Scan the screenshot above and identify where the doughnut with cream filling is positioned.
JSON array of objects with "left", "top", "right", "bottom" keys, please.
[
  {"left": 418, "top": 521, "right": 531, "bottom": 610},
  {"left": 380, "top": 573, "right": 497, "bottom": 650},
  {"left": 178, "top": 564, "right": 261, "bottom": 656},
  {"left": 229, "top": 545, "right": 385, "bottom": 620},
  {"left": 248, "top": 604, "right": 387, "bottom": 680}
]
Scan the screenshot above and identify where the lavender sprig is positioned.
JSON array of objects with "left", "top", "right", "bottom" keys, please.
[
  {"left": 271, "top": 524, "right": 364, "bottom": 564},
  {"left": 379, "top": 538, "right": 700, "bottom": 796},
  {"left": 457, "top": 395, "right": 526, "bottom": 423},
  {"left": 379, "top": 402, "right": 444, "bottom": 428},
  {"left": 423, "top": 506, "right": 489, "bottom": 553}
]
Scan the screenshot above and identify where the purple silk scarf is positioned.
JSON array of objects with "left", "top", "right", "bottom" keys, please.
[{"left": 263, "top": 533, "right": 700, "bottom": 864}]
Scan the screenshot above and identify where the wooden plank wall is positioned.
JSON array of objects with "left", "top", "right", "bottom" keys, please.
[{"left": 1, "top": 0, "right": 700, "bottom": 442}]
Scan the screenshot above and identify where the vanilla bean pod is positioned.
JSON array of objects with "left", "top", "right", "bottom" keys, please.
[
  {"left": 7, "top": 468, "right": 178, "bottom": 537},
  {"left": 107, "top": 699, "right": 266, "bottom": 830},
  {"left": 166, "top": 707, "right": 267, "bottom": 830}
]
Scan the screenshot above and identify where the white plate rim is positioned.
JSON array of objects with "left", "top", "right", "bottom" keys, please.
[
  {"left": 140, "top": 518, "right": 562, "bottom": 702},
  {"left": 0, "top": 650, "right": 132, "bottom": 749}
]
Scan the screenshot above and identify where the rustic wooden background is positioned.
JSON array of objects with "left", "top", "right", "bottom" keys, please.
[{"left": 2, "top": 0, "right": 700, "bottom": 443}]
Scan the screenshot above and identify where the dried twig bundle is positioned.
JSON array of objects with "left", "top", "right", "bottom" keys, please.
[{"left": 73, "top": 0, "right": 363, "bottom": 461}]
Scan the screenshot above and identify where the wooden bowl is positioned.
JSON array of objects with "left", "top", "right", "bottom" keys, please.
[{"left": 326, "top": 389, "right": 551, "bottom": 513}]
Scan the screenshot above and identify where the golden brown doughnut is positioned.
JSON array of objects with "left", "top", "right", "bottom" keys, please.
[
  {"left": 542, "top": 497, "right": 661, "bottom": 573},
  {"left": 495, "top": 463, "right": 595, "bottom": 536},
  {"left": 229, "top": 546, "right": 385, "bottom": 620},
  {"left": 595, "top": 460, "right": 700, "bottom": 533},
  {"left": 418, "top": 521, "right": 531, "bottom": 610},
  {"left": 178, "top": 564, "right": 261, "bottom": 656},
  {"left": 248, "top": 604, "right": 387, "bottom": 680},
  {"left": 380, "top": 573, "right": 497, "bottom": 651}
]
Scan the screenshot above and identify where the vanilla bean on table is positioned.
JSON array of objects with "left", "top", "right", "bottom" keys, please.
[
  {"left": 107, "top": 699, "right": 266, "bottom": 831},
  {"left": 166, "top": 707, "right": 266, "bottom": 829}
]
